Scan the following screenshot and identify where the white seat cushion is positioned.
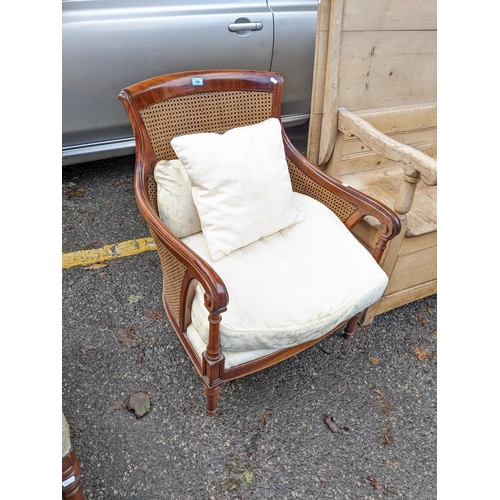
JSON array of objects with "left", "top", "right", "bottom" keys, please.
[{"left": 182, "top": 193, "right": 388, "bottom": 368}]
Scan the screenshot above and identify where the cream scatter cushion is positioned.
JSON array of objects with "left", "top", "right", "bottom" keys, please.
[
  {"left": 154, "top": 159, "right": 202, "bottom": 238},
  {"left": 182, "top": 193, "right": 389, "bottom": 368},
  {"left": 171, "top": 118, "right": 303, "bottom": 262}
]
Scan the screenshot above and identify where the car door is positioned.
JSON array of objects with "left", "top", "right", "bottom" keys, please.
[
  {"left": 62, "top": 0, "right": 273, "bottom": 165},
  {"left": 267, "top": 0, "right": 318, "bottom": 121}
]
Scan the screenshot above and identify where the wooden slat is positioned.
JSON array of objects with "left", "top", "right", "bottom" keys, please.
[
  {"left": 339, "top": 143, "right": 437, "bottom": 175},
  {"left": 343, "top": 0, "right": 437, "bottom": 31},
  {"left": 353, "top": 104, "right": 437, "bottom": 135},
  {"left": 372, "top": 280, "right": 437, "bottom": 318},
  {"left": 341, "top": 129, "right": 437, "bottom": 156},
  {"left": 307, "top": 0, "right": 331, "bottom": 164},
  {"left": 318, "top": 0, "right": 345, "bottom": 166}
]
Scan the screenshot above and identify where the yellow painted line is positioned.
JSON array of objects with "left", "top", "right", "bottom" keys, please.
[{"left": 62, "top": 237, "right": 156, "bottom": 268}]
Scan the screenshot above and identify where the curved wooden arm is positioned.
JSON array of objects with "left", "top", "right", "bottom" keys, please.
[
  {"left": 338, "top": 108, "right": 437, "bottom": 186},
  {"left": 282, "top": 129, "right": 401, "bottom": 254},
  {"left": 134, "top": 161, "right": 229, "bottom": 318}
]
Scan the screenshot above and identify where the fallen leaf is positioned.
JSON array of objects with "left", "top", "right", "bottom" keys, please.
[
  {"left": 63, "top": 182, "right": 76, "bottom": 187},
  {"left": 372, "top": 390, "right": 394, "bottom": 416},
  {"left": 128, "top": 295, "right": 141, "bottom": 304},
  {"left": 66, "top": 187, "right": 88, "bottom": 198},
  {"left": 377, "top": 421, "right": 395, "bottom": 447},
  {"left": 83, "top": 240, "right": 99, "bottom": 250},
  {"left": 127, "top": 391, "right": 150, "bottom": 418},
  {"left": 223, "top": 478, "right": 241, "bottom": 491},
  {"left": 258, "top": 413, "right": 266, "bottom": 425},
  {"left": 416, "top": 311, "right": 428, "bottom": 325},
  {"left": 413, "top": 348, "right": 428, "bottom": 362},
  {"left": 366, "top": 476, "right": 390, "bottom": 494},
  {"left": 84, "top": 262, "right": 109, "bottom": 271},
  {"left": 224, "top": 462, "right": 247, "bottom": 475},
  {"left": 368, "top": 356, "right": 380, "bottom": 365},
  {"left": 146, "top": 309, "right": 163, "bottom": 320},
  {"left": 118, "top": 327, "right": 136, "bottom": 347},
  {"left": 323, "top": 414, "right": 345, "bottom": 433},
  {"left": 427, "top": 305, "right": 435, "bottom": 314},
  {"left": 76, "top": 346, "right": 96, "bottom": 357}
]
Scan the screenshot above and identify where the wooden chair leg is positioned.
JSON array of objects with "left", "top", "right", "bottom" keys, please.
[
  {"left": 203, "top": 384, "right": 222, "bottom": 416},
  {"left": 62, "top": 448, "right": 86, "bottom": 500},
  {"left": 344, "top": 311, "right": 364, "bottom": 339}
]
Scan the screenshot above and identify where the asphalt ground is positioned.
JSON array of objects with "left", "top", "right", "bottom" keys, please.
[{"left": 62, "top": 124, "right": 438, "bottom": 499}]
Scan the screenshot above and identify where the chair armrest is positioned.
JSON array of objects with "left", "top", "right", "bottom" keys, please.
[
  {"left": 134, "top": 160, "right": 229, "bottom": 320},
  {"left": 337, "top": 108, "right": 437, "bottom": 186},
  {"left": 282, "top": 128, "right": 401, "bottom": 261}
]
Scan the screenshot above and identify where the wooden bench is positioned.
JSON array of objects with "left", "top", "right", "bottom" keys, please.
[
  {"left": 306, "top": 0, "right": 437, "bottom": 324},
  {"left": 329, "top": 105, "right": 437, "bottom": 324}
]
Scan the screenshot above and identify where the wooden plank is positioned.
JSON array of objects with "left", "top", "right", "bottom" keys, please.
[
  {"left": 362, "top": 280, "right": 437, "bottom": 324},
  {"left": 343, "top": 0, "right": 437, "bottom": 31},
  {"left": 400, "top": 231, "right": 436, "bottom": 255},
  {"left": 385, "top": 246, "right": 437, "bottom": 294},
  {"left": 307, "top": 0, "right": 331, "bottom": 165},
  {"left": 318, "top": 0, "right": 345, "bottom": 166},
  {"left": 338, "top": 31, "right": 437, "bottom": 111},
  {"left": 341, "top": 129, "right": 437, "bottom": 156},
  {"left": 353, "top": 103, "right": 437, "bottom": 135},
  {"left": 339, "top": 142, "right": 437, "bottom": 175}
]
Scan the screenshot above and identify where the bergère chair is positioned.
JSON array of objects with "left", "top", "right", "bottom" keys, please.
[{"left": 118, "top": 70, "right": 400, "bottom": 415}]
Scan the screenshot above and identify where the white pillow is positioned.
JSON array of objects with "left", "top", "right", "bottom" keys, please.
[
  {"left": 171, "top": 118, "right": 303, "bottom": 262},
  {"left": 154, "top": 159, "right": 202, "bottom": 238}
]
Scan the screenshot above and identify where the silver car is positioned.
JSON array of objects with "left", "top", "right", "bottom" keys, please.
[{"left": 62, "top": 0, "right": 318, "bottom": 165}]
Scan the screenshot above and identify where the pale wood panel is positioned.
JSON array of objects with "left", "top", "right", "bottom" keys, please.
[
  {"left": 385, "top": 246, "right": 437, "bottom": 294},
  {"left": 339, "top": 143, "right": 437, "bottom": 176},
  {"left": 354, "top": 104, "right": 437, "bottom": 135},
  {"left": 343, "top": 0, "right": 437, "bottom": 31},
  {"left": 338, "top": 31, "right": 437, "bottom": 111},
  {"left": 400, "top": 231, "right": 436, "bottom": 255},
  {"left": 340, "top": 165, "right": 437, "bottom": 235},
  {"left": 307, "top": 0, "right": 332, "bottom": 164},
  {"left": 317, "top": 0, "right": 345, "bottom": 165},
  {"left": 372, "top": 280, "right": 437, "bottom": 318},
  {"left": 341, "top": 129, "right": 437, "bottom": 156}
]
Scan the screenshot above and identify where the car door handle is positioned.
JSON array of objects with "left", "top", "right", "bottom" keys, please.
[{"left": 228, "top": 22, "right": 263, "bottom": 32}]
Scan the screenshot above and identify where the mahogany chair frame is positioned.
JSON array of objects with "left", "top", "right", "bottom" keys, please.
[{"left": 118, "top": 70, "right": 401, "bottom": 415}]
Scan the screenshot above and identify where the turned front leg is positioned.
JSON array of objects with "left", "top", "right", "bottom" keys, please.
[
  {"left": 203, "top": 384, "right": 222, "bottom": 416},
  {"left": 202, "top": 301, "right": 225, "bottom": 416}
]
